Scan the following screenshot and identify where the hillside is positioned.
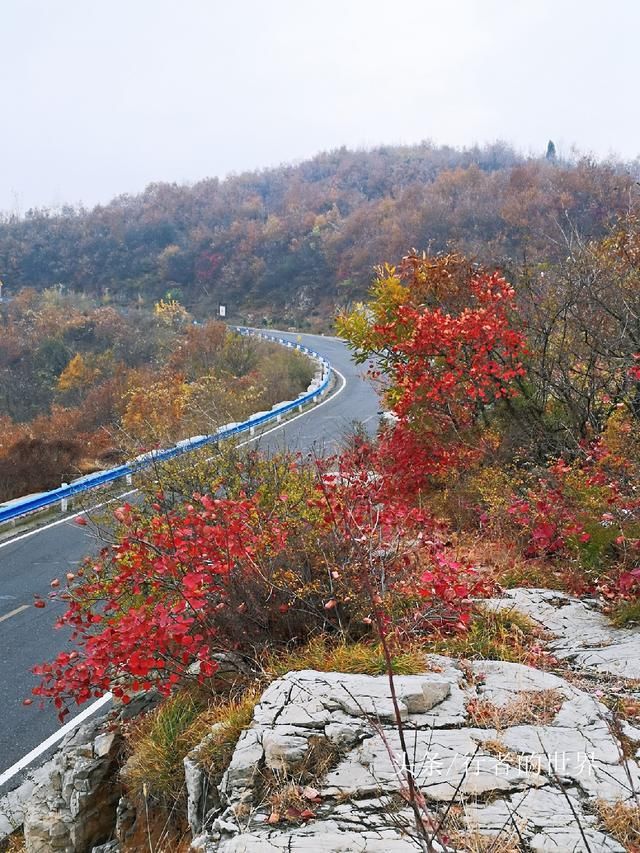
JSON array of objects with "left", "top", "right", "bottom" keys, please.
[
  {"left": 0, "top": 294, "right": 313, "bottom": 501},
  {"left": 1, "top": 143, "right": 637, "bottom": 328}
]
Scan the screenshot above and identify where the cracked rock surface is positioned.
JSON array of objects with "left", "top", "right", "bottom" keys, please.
[
  {"left": 20, "top": 718, "right": 122, "bottom": 853},
  {"left": 487, "top": 587, "right": 640, "bottom": 679},
  {"left": 194, "top": 658, "right": 639, "bottom": 852}
]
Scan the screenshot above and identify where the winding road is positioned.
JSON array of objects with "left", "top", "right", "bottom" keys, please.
[{"left": 0, "top": 331, "right": 379, "bottom": 790}]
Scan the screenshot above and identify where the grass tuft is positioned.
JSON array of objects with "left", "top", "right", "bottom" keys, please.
[
  {"left": 466, "top": 689, "right": 565, "bottom": 731},
  {"left": 122, "top": 687, "right": 259, "bottom": 808},
  {"left": 429, "top": 606, "right": 544, "bottom": 664},
  {"left": 610, "top": 599, "right": 640, "bottom": 628},
  {"left": 259, "top": 734, "right": 343, "bottom": 822},
  {"left": 122, "top": 691, "right": 206, "bottom": 807},
  {"left": 595, "top": 799, "right": 640, "bottom": 849},
  {"left": 188, "top": 688, "right": 261, "bottom": 785},
  {"left": 0, "top": 834, "right": 26, "bottom": 853},
  {"left": 264, "top": 635, "right": 430, "bottom": 678},
  {"left": 444, "top": 829, "right": 522, "bottom": 852}
]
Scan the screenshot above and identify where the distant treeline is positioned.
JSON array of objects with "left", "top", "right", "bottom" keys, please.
[{"left": 1, "top": 142, "right": 638, "bottom": 327}]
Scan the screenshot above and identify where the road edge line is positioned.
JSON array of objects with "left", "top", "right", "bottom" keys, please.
[{"left": 0, "top": 693, "right": 112, "bottom": 788}]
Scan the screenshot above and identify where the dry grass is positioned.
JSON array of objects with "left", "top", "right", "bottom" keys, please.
[
  {"left": 265, "top": 607, "right": 546, "bottom": 679},
  {"left": 429, "top": 606, "right": 546, "bottom": 665},
  {"left": 120, "top": 807, "right": 192, "bottom": 853},
  {"left": 480, "top": 738, "right": 517, "bottom": 761},
  {"left": 609, "top": 697, "right": 640, "bottom": 726},
  {"left": 453, "top": 534, "right": 566, "bottom": 592},
  {"left": 0, "top": 834, "right": 26, "bottom": 853},
  {"left": 264, "top": 635, "right": 432, "bottom": 679},
  {"left": 189, "top": 688, "right": 261, "bottom": 785},
  {"left": 466, "top": 689, "right": 565, "bottom": 731},
  {"left": 595, "top": 799, "right": 640, "bottom": 850},
  {"left": 444, "top": 829, "right": 523, "bottom": 852},
  {"left": 439, "top": 806, "right": 523, "bottom": 852},
  {"left": 268, "top": 782, "right": 312, "bottom": 821},
  {"left": 259, "top": 734, "right": 343, "bottom": 823},
  {"left": 122, "top": 687, "right": 259, "bottom": 808},
  {"left": 299, "top": 734, "right": 344, "bottom": 779},
  {"left": 122, "top": 691, "right": 205, "bottom": 807}
]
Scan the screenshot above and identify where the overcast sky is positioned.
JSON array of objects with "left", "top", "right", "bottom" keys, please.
[{"left": 2, "top": 0, "right": 639, "bottom": 214}]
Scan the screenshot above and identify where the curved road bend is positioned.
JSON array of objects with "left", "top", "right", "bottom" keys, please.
[{"left": 0, "top": 332, "right": 379, "bottom": 784}]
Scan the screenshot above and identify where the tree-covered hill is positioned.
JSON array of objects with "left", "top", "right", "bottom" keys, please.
[{"left": 1, "top": 142, "right": 637, "bottom": 327}]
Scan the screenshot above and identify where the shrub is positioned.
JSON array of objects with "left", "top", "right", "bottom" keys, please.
[
  {"left": 33, "top": 440, "right": 492, "bottom": 717},
  {"left": 428, "top": 606, "right": 550, "bottom": 666}
]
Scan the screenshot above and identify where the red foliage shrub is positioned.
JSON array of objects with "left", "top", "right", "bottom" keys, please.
[{"left": 33, "top": 441, "right": 496, "bottom": 718}]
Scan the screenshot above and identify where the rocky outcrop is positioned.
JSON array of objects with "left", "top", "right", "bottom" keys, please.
[
  {"left": 196, "top": 660, "right": 640, "bottom": 852},
  {"left": 487, "top": 587, "right": 640, "bottom": 679},
  {"left": 22, "top": 718, "right": 122, "bottom": 853},
  {"left": 6, "top": 592, "right": 640, "bottom": 852}
]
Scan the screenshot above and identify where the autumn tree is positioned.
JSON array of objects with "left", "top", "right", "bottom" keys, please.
[
  {"left": 337, "top": 252, "right": 527, "bottom": 496},
  {"left": 516, "top": 214, "right": 640, "bottom": 455},
  {"left": 121, "top": 370, "right": 190, "bottom": 446}
]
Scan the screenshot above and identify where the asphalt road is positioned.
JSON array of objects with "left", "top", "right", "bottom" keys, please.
[{"left": 0, "top": 331, "right": 379, "bottom": 783}]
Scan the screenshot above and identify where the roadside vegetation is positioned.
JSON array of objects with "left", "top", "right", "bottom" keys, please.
[{"left": 0, "top": 294, "right": 313, "bottom": 501}]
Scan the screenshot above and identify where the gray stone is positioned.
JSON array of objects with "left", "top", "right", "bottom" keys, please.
[
  {"left": 91, "top": 843, "right": 120, "bottom": 853},
  {"left": 221, "top": 729, "right": 263, "bottom": 791},
  {"left": 93, "top": 732, "right": 117, "bottom": 759},
  {"left": 114, "top": 795, "right": 136, "bottom": 845},
  {"left": 398, "top": 679, "right": 450, "bottom": 713},
  {"left": 208, "top": 662, "right": 640, "bottom": 852},
  {"left": 486, "top": 587, "right": 640, "bottom": 679},
  {"left": 324, "top": 722, "right": 366, "bottom": 749},
  {"left": 262, "top": 730, "right": 309, "bottom": 772},
  {"left": 185, "top": 755, "right": 205, "bottom": 837},
  {"left": 465, "top": 786, "right": 626, "bottom": 852},
  {"left": 22, "top": 717, "right": 122, "bottom": 853}
]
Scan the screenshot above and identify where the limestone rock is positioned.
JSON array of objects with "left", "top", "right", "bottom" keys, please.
[
  {"left": 91, "top": 843, "right": 119, "bottom": 853},
  {"left": 22, "top": 718, "right": 122, "bottom": 853},
  {"left": 195, "top": 659, "right": 640, "bottom": 852},
  {"left": 114, "top": 796, "right": 136, "bottom": 847},
  {"left": 486, "top": 587, "right": 640, "bottom": 679}
]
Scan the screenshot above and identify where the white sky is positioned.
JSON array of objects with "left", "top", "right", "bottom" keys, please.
[{"left": 2, "top": 0, "right": 639, "bottom": 213}]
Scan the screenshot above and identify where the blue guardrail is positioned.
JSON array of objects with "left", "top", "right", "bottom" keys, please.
[{"left": 0, "top": 329, "right": 332, "bottom": 525}]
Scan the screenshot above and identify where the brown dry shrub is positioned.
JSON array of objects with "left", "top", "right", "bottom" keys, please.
[
  {"left": 596, "top": 799, "right": 640, "bottom": 850},
  {"left": 466, "top": 689, "right": 565, "bottom": 731}
]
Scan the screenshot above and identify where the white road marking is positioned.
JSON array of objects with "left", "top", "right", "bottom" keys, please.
[
  {"left": 0, "top": 361, "right": 349, "bottom": 783},
  {"left": 0, "top": 604, "right": 29, "bottom": 624},
  {"left": 0, "top": 693, "right": 112, "bottom": 788}
]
